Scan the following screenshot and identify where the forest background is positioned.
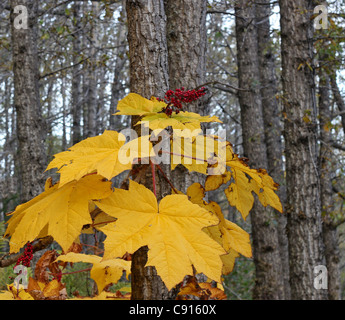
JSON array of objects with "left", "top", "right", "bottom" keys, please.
[{"left": 0, "top": 0, "right": 344, "bottom": 300}]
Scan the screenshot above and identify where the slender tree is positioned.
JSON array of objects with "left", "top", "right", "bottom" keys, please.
[
  {"left": 71, "top": 1, "right": 83, "bottom": 145},
  {"left": 279, "top": 0, "right": 327, "bottom": 299},
  {"left": 235, "top": 0, "right": 284, "bottom": 299},
  {"left": 10, "top": 0, "right": 47, "bottom": 203},
  {"left": 319, "top": 71, "right": 341, "bottom": 300},
  {"left": 255, "top": 0, "right": 289, "bottom": 298}
]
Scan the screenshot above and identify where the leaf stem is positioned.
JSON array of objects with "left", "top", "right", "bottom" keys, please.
[
  {"left": 156, "top": 164, "right": 178, "bottom": 194},
  {"left": 150, "top": 161, "right": 157, "bottom": 198},
  {"left": 160, "top": 150, "right": 217, "bottom": 164}
]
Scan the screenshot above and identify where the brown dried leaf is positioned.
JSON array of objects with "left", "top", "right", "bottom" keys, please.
[{"left": 34, "top": 250, "right": 60, "bottom": 283}]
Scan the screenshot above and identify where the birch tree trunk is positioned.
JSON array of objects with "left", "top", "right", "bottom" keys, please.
[
  {"left": 10, "top": 0, "right": 47, "bottom": 203},
  {"left": 279, "top": 0, "right": 327, "bottom": 299},
  {"left": 235, "top": 0, "right": 284, "bottom": 300},
  {"left": 126, "top": 0, "right": 171, "bottom": 300}
]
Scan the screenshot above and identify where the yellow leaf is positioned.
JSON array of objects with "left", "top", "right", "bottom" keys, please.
[
  {"left": 171, "top": 134, "right": 223, "bottom": 175},
  {"left": 57, "top": 252, "right": 131, "bottom": 293},
  {"left": 137, "top": 111, "right": 221, "bottom": 132},
  {"left": 6, "top": 284, "right": 34, "bottom": 300},
  {"left": 0, "top": 290, "right": 16, "bottom": 300},
  {"left": 225, "top": 150, "right": 283, "bottom": 214},
  {"left": 186, "top": 183, "right": 206, "bottom": 206},
  {"left": 97, "top": 180, "right": 224, "bottom": 290},
  {"left": 204, "top": 171, "right": 231, "bottom": 191},
  {"left": 47, "top": 130, "right": 153, "bottom": 187},
  {"left": 27, "top": 278, "right": 67, "bottom": 300},
  {"left": 70, "top": 290, "right": 130, "bottom": 300},
  {"left": 220, "top": 220, "right": 252, "bottom": 257},
  {"left": 251, "top": 180, "right": 283, "bottom": 213},
  {"left": 224, "top": 169, "right": 254, "bottom": 220},
  {"left": 115, "top": 93, "right": 167, "bottom": 116},
  {"left": 5, "top": 175, "right": 112, "bottom": 253},
  {"left": 221, "top": 249, "right": 240, "bottom": 275}
]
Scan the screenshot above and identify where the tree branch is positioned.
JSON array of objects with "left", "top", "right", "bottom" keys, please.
[{"left": 0, "top": 236, "right": 53, "bottom": 268}]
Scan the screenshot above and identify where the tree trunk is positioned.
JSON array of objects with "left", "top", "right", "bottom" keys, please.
[
  {"left": 71, "top": 1, "right": 83, "bottom": 145},
  {"left": 126, "top": 0, "right": 171, "bottom": 300},
  {"left": 110, "top": 0, "right": 127, "bottom": 131},
  {"left": 319, "top": 72, "right": 340, "bottom": 300},
  {"left": 10, "top": 0, "right": 47, "bottom": 203},
  {"left": 255, "top": 0, "right": 289, "bottom": 299},
  {"left": 235, "top": 0, "right": 284, "bottom": 300},
  {"left": 164, "top": 0, "right": 207, "bottom": 192},
  {"left": 279, "top": 0, "right": 327, "bottom": 300},
  {"left": 330, "top": 74, "right": 345, "bottom": 135},
  {"left": 85, "top": 1, "right": 99, "bottom": 138}
]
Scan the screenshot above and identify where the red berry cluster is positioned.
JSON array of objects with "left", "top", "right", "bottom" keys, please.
[
  {"left": 158, "top": 87, "right": 207, "bottom": 116},
  {"left": 53, "top": 270, "right": 62, "bottom": 282},
  {"left": 14, "top": 242, "right": 33, "bottom": 268}
]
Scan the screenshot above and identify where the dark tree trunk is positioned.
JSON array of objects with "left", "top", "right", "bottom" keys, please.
[
  {"left": 255, "top": 0, "right": 289, "bottom": 299},
  {"left": 330, "top": 74, "right": 345, "bottom": 135},
  {"left": 10, "top": 0, "right": 47, "bottom": 203},
  {"left": 279, "top": 0, "right": 327, "bottom": 300},
  {"left": 235, "top": 0, "right": 284, "bottom": 300},
  {"left": 164, "top": 0, "right": 207, "bottom": 192},
  {"left": 126, "top": 0, "right": 171, "bottom": 300},
  {"left": 319, "top": 72, "right": 340, "bottom": 300},
  {"left": 71, "top": 1, "right": 83, "bottom": 145}
]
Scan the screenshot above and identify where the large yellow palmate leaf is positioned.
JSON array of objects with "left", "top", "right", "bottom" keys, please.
[
  {"left": 96, "top": 180, "right": 225, "bottom": 290},
  {"left": 5, "top": 175, "right": 112, "bottom": 253},
  {"left": 57, "top": 252, "right": 131, "bottom": 293},
  {"left": 46, "top": 130, "right": 153, "bottom": 187}
]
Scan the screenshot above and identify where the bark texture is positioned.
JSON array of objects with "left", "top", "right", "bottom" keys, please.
[
  {"left": 255, "top": 0, "right": 289, "bottom": 299},
  {"left": 126, "top": 0, "right": 171, "bottom": 300},
  {"left": 235, "top": 0, "right": 284, "bottom": 300},
  {"left": 319, "top": 72, "right": 340, "bottom": 300},
  {"left": 11, "top": 0, "right": 47, "bottom": 203},
  {"left": 279, "top": 0, "right": 327, "bottom": 299},
  {"left": 164, "top": 0, "right": 207, "bottom": 192}
]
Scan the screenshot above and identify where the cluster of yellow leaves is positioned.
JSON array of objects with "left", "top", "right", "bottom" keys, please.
[
  {"left": 116, "top": 93, "right": 222, "bottom": 132},
  {"left": 2, "top": 92, "right": 283, "bottom": 298},
  {"left": 174, "top": 136, "right": 283, "bottom": 220}
]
